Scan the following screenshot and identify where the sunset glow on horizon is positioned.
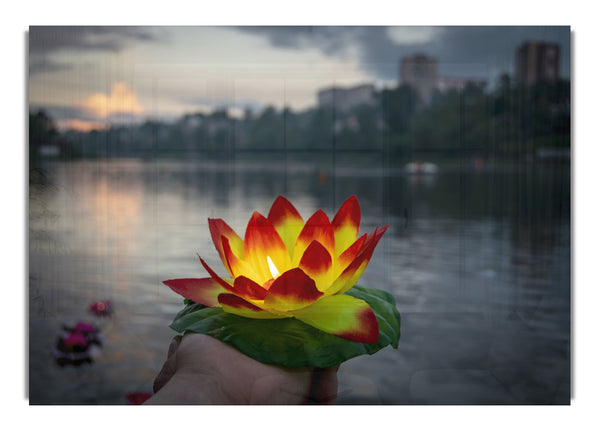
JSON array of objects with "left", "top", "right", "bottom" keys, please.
[{"left": 56, "top": 118, "right": 109, "bottom": 132}]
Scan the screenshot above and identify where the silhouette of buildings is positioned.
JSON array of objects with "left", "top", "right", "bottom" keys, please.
[
  {"left": 317, "top": 84, "right": 376, "bottom": 113},
  {"left": 515, "top": 41, "right": 560, "bottom": 85},
  {"left": 400, "top": 54, "right": 487, "bottom": 108}
]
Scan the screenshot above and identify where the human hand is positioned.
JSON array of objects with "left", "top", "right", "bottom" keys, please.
[{"left": 145, "top": 333, "right": 338, "bottom": 405}]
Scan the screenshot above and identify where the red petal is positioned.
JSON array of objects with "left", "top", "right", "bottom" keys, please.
[
  {"left": 299, "top": 240, "right": 333, "bottom": 291},
  {"left": 292, "top": 209, "right": 334, "bottom": 266},
  {"left": 349, "top": 226, "right": 388, "bottom": 273},
  {"left": 232, "top": 276, "right": 268, "bottom": 300},
  {"left": 218, "top": 294, "right": 285, "bottom": 319},
  {"left": 299, "top": 240, "right": 332, "bottom": 276},
  {"left": 335, "top": 233, "right": 367, "bottom": 275},
  {"left": 221, "top": 236, "right": 260, "bottom": 281},
  {"left": 199, "top": 255, "right": 236, "bottom": 293},
  {"left": 126, "top": 392, "right": 153, "bottom": 405},
  {"left": 264, "top": 268, "right": 323, "bottom": 311},
  {"left": 268, "top": 196, "right": 303, "bottom": 227},
  {"left": 331, "top": 196, "right": 361, "bottom": 257},
  {"left": 334, "top": 303, "right": 379, "bottom": 344},
  {"left": 208, "top": 218, "right": 244, "bottom": 276},
  {"left": 218, "top": 293, "right": 264, "bottom": 312},
  {"left": 244, "top": 211, "right": 291, "bottom": 284},
  {"left": 327, "top": 225, "right": 388, "bottom": 295},
  {"left": 163, "top": 277, "right": 229, "bottom": 307}
]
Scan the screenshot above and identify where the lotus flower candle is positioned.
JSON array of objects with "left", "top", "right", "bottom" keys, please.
[{"left": 165, "top": 196, "right": 400, "bottom": 368}]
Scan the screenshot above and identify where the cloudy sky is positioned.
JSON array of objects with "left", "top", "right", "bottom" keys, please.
[{"left": 28, "top": 26, "right": 570, "bottom": 131}]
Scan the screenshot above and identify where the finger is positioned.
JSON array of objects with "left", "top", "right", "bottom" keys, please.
[
  {"left": 168, "top": 335, "right": 182, "bottom": 358},
  {"left": 153, "top": 336, "right": 183, "bottom": 393},
  {"left": 307, "top": 366, "right": 339, "bottom": 405}
]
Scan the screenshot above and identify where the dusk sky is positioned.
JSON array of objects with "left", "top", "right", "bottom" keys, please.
[{"left": 28, "top": 26, "right": 570, "bottom": 131}]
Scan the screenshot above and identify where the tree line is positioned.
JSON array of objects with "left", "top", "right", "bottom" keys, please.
[{"left": 29, "top": 74, "right": 570, "bottom": 163}]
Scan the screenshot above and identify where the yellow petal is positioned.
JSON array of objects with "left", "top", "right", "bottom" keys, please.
[
  {"left": 291, "top": 294, "right": 379, "bottom": 344},
  {"left": 268, "top": 196, "right": 305, "bottom": 259}
]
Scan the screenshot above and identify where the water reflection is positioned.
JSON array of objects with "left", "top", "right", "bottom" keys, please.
[{"left": 28, "top": 158, "right": 570, "bottom": 404}]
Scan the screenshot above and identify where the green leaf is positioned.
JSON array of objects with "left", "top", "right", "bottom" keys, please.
[
  {"left": 349, "top": 285, "right": 401, "bottom": 349},
  {"left": 169, "top": 285, "right": 401, "bottom": 369}
]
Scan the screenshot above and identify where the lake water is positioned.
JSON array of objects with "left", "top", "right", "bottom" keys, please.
[{"left": 28, "top": 157, "right": 571, "bottom": 404}]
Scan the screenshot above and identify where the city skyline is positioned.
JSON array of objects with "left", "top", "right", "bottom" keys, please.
[{"left": 29, "top": 26, "right": 570, "bottom": 131}]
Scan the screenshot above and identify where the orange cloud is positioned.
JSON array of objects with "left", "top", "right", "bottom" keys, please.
[{"left": 82, "top": 82, "right": 143, "bottom": 118}]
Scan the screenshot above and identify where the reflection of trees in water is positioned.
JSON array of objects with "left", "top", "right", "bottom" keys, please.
[
  {"left": 506, "top": 162, "right": 570, "bottom": 293},
  {"left": 136, "top": 158, "right": 238, "bottom": 211},
  {"left": 381, "top": 160, "right": 571, "bottom": 296},
  {"left": 73, "top": 158, "right": 569, "bottom": 257},
  {"left": 383, "top": 162, "right": 569, "bottom": 226},
  {"left": 511, "top": 164, "right": 571, "bottom": 243},
  {"left": 29, "top": 166, "right": 70, "bottom": 255},
  {"left": 136, "top": 154, "right": 389, "bottom": 223}
]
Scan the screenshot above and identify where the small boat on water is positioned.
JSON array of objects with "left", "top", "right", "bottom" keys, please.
[{"left": 404, "top": 162, "right": 439, "bottom": 175}]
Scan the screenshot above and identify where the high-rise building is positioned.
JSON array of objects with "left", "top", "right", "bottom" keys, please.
[
  {"left": 515, "top": 41, "right": 560, "bottom": 85},
  {"left": 400, "top": 54, "right": 439, "bottom": 107}
]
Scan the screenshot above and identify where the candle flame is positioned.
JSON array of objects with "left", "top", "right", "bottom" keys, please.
[{"left": 267, "top": 256, "right": 280, "bottom": 279}]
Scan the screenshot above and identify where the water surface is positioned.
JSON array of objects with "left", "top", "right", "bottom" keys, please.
[{"left": 28, "top": 157, "right": 570, "bottom": 404}]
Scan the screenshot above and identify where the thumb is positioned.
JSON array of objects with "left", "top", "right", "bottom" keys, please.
[{"left": 153, "top": 335, "right": 182, "bottom": 393}]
